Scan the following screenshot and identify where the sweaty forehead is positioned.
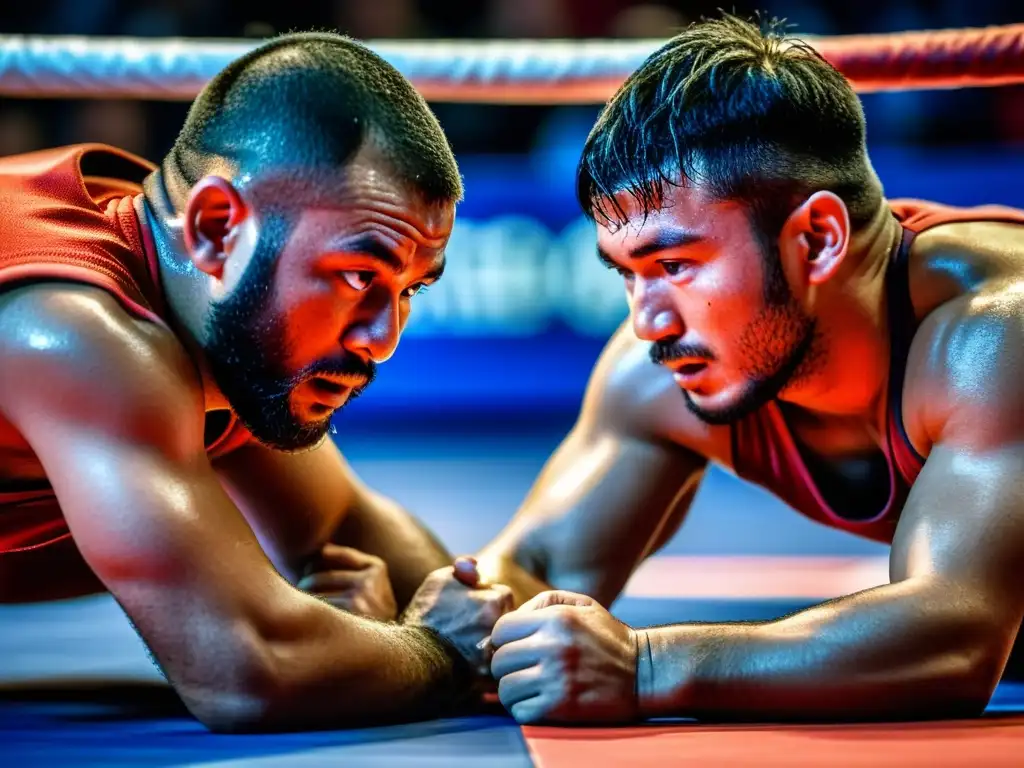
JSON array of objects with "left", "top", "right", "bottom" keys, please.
[
  {"left": 596, "top": 184, "right": 748, "bottom": 250},
  {"left": 243, "top": 163, "right": 455, "bottom": 244}
]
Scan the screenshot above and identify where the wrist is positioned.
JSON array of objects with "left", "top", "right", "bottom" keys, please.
[
  {"left": 635, "top": 625, "right": 700, "bottom": 719},
  {"left": 405, "top": 625, "right": 480, "bottom": 715},
  {"left": 634, "top": 628, "right": 656, "bottom": 719}
]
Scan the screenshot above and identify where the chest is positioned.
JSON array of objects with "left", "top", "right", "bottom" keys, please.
[
  {"left": 795, "top": 445, "right": 893, "bottom": 520},
  {"left": 781, "top": 407, "right": 897, "bottom": 522}
]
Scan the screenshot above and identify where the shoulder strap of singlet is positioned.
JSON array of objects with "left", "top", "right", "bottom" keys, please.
[{"left": 885, "top": 226, "right": 927, "bottom": 474}]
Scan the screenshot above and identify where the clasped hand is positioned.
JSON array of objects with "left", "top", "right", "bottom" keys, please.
[
  {"left": 302, "top": 549, "right": 640, "bottom": 723},
  {"left": 490, "top": 590, "right": 639, "bottom": 724},
  {"left": 298, "top": 543, "right": 398, "bottom": 621}
]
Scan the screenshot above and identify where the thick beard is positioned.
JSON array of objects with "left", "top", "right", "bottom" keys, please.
[{"left": 202, "top": 213, "right": 360, "bottom": 452}]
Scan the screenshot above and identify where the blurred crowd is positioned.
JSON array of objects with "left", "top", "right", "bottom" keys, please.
[{"left": 1, "top": 0, "right": 1023, "bottom": 163}]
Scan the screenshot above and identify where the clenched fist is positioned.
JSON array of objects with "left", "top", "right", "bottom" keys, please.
[
  {"left": 490, "top": 590, "right": 639, "bottom": 724},
  {"left": 402, "top": 556, "right": 513, "bottom": 675},
  {"left": 298, "top": 544, "right": 398, "bottom": 621}
]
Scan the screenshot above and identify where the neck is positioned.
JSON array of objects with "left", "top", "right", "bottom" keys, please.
[
  {"left": 777, "top": 203, "right": 903, "bottom": 430},
  {"left": 141, "top": 168, "right": 230, "bottom": 411}
]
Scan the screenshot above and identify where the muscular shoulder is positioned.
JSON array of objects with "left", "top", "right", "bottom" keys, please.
[
  {"left": 904, "top": 282, "right": 1024, "bottom": 453},
  {"left": 579, "top": 322, "right": 729, "bottom": 460},
  {"left": 0, "top": 283, "right": 204, "bottom": 444},
  {"left": 908, "top": 219, "right": 1024, "bottom": 318}
]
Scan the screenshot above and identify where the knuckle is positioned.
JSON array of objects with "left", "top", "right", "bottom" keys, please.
[
  {"left": 489, "top": 646, "right": 506, "bottom": 674},
  {"left": 426, "top": 567, "right": 451, "bottom": 585},
  {"left": 552, "top": 606, "right": 577, "bottom": 629},
  {"left": 483, "top": 599, "right": 507, "bottom": 620},
  {"left": 557, "top": 675, "right": 573, "bottom": 703},
  {"left": 512, "top": 702, "right": 541, "bottom": 724},
  {"left": 497, "top": 677, "right": 511, "bottom": 701},
  {"left": 488, "top": 590, "right": 511, "bottom": 609}
]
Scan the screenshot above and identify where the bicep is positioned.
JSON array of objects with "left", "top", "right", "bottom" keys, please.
[
  {"left": 33, "top": 422, "right": 299, "bottom": 715},
  {"left": 892, "top": 292, "right": 1024, "bottom": 632},
  {"left": 41, "top": 425, "right": 281, "bottom": 625},
  {"left": 0, "top": 287, "right": 297, "bottom": 705},
  {"left": 891, "top": 440, "right": 1024, "bottom": 630}
]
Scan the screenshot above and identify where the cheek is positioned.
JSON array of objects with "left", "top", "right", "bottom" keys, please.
[
  {"left": 281, "top": 287, "right": 351, "bottom": 359},
  {"left": 689, "top": 269, "right": 766, "bottom": 353},
  {"left": 692, "top": 270, "right": 758, "bottom": 327}
]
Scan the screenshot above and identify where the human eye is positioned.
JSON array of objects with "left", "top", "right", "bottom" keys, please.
[
  {"left": 402, "top": 282, "right": 430, "bottom": 298},
  {"left": 340, "top": 270, "right": 375, "bottom": 291}
]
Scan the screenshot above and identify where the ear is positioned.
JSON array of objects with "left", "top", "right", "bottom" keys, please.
[
  {"left": 779, "top": 191, "right": 850, "bottom": 286},
  {"left": 182, "top": 176, "right": 249, "bottom": 280}
]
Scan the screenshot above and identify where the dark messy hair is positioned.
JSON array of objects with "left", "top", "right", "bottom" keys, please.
[
  {"left": 168, "top": 31, "right": 462, "bottom": 204},
  {"left": 576, "top": 13, "right": 882, "bottom": 238}
]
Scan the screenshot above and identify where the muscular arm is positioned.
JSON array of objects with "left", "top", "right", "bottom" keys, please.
[
  {"left": 214, "top": 439, "right": 451, "bottom": 608},
  {"left": 477, "top": 326, "right": 711, "bottom": 607},
  {"left": 0, "top": 286, "right": 469, "bottom": 731},
  {"left": 636, "top": 298, "right": 1024, "bottom": 721}
]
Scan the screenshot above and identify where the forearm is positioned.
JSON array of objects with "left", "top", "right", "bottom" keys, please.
[
  {"left": 203, "top": 592, "right": 472, "bottom": 732},
  {"left": 332, "top": 493, "right": 452, "bottom": 608},
  {"left": 638, "top": 580, "right": 1004, "bottom": 721},
  {"left": 475, "top": 549, "right": 554, "bottom": 608}
]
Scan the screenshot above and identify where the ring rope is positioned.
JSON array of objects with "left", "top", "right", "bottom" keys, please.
[{"left": 0, "top": 23, "right": 1022, "bottom": 104}]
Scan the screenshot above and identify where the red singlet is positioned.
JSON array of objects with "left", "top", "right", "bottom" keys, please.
[
  {"left": 0, "top": 144, "right": 251, "bottom": 590},
  {"left": 730, "top": 199, "right": 1024, "bottom": 543}
]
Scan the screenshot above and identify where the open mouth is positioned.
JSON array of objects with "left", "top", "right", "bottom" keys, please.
[
  {"left": 312, "top": 373, "right": 369, "bottom": 392},
  {"left": 308, "top": 402, "right": 334, "bottom": 417},
  {"left": 312, "top": 376, "right": 349, "bottom": 394},
  {"left": 305, "top": 377, "right": 357, "bottom": 412},
  {"left": 675, "top": 362, "right": 708, "bottom": 376}
]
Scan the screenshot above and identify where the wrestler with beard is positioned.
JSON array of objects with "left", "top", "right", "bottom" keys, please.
[{"left": 0, "top": 33, "right": 511, "bottom": 731}]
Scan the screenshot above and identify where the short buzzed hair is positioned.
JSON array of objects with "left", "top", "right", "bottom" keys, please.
[{"left": 168, "top": 32, "right": 462, "bottom": 205}]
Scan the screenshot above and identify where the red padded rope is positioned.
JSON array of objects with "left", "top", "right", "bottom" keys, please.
[{"left": 816, "top": 23, "right": 1024, "bottom": 91}]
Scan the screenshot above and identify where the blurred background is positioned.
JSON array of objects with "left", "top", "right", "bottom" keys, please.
[{"left": 3, "top": 1, "right": 1024, "bottom": 570}]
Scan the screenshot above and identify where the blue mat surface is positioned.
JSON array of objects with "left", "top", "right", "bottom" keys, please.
[{"left": 3, "top": 426, "right": 1022, "bottom": 764}]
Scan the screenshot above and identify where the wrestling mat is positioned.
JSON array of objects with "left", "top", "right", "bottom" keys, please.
[{"left": 4, "top": 555, "right": 1023, "bottom": 767}]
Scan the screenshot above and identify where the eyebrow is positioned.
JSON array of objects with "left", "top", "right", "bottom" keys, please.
[
  {"left": 597, "top": 227, "right": 704, "bottom": 267},
  {"left": 596, "top": 247, "right": 620, "bottom": 270},
  {"left": 343, "top": 234, "right": 405, "bottom": 274},
  {"left": 338, "top": 234, "right": 446, "bottom": 283},
  {"left": 421, "top": 257, "right": 446, "bottom": 283}
]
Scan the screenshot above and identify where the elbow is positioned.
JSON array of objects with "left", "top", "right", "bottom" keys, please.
[
  {"left": 179, "top": 643, "right": 296, "bottom": 733},
  {"left": 924, "top": 644, "right": 1003, "bottom": 720},
  {"left": 931, "top": 684, "right": 994, "bottom": 721},
  {"left": 958, "top": 652, "right": 1004, "bottom": 716},
  {"left": 184, "top": 670, "right": 288, "bottom": 734},
  {"left": 187, "top": 688, "right": 279, "bottom": 734}
]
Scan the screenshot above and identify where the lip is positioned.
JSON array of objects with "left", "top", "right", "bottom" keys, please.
[
  {"left": 307, "top": 376, "right": 363, "bottom": 408},
  {"left": 665, "top": 360, "right": 710, "bottom": 386}
]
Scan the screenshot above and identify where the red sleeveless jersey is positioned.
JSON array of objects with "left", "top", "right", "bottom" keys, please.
[
  {"left": 0, "top": 144, "right": 252, "bottom": 576},
  {"left": 730, "top": 199, "right": 1024, "bottom": 543}
]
